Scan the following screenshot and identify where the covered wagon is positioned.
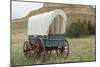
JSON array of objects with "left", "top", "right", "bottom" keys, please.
[{"left": 23, "top": 9, "right": 69, "bottom": 61}]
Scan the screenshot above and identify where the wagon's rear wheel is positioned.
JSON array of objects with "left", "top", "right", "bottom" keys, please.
[
  {"left": 56, "top": 39, "right": 69, "bottom": 60},
  {"left": 64, "top": 39, "right": 69, "bottom": 59},
  {"left": 23, "top": 41, "right": 31, "bottom": 57}
]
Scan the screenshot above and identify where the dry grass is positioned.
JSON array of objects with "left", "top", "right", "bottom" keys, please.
[{"left": 11, "top": 31, "right": 96, "bottom": 65}]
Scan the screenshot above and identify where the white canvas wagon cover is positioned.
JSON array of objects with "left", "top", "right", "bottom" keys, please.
[{"left": 28, "top": 9, "right": 67, "bottom": 35}]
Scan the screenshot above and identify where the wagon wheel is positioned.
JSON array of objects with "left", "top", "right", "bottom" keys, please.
[
  {"left": 34, "top": 36, "right": 46, "bottom": 63},
  {"left": 64, "top": 39, "right": 69, "bottom": 59},
  {"left": 56, "top": 45, "right": 65, "bottom": 56},
  {"left": 23, "top": 41, "right": 31, "bottom": 57},
  {"left": 56, "top": 40, "right": 69, "bottom": 60}
]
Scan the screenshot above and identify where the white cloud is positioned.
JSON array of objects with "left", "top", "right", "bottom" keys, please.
[{"left": 12, "top": 1, "right": 43, "bottom": 20}]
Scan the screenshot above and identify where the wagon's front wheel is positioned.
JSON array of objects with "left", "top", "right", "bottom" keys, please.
[
  {"left": 23, "top": 41, "right": 31, "bottom": 57},
  {"left": 34, "top": 37, "right": 46, "bottom": 63}
]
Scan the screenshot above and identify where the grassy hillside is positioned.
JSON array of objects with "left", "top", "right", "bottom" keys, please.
[
  {"left": 12, "top": 4, "right": 96, "bottom": 27},
  {"left": 11, "top": 14, "right": 95, "bottom": 34},
  {"left": 11, "top": 20, "right": 27, "bottom": 34}
]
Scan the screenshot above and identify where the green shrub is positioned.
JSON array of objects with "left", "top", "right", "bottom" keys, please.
[
  {"left": 67, "top": 19, "right": 89, "bottom": 37},
  {"left": 88, "top": 20, "right": 96, "bottom": 35}
]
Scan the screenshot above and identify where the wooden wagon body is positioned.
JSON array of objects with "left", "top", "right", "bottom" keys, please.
[{"left": 29, "top": 33, "right": 67, "bottom": 48}]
